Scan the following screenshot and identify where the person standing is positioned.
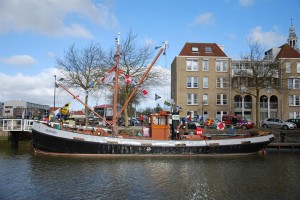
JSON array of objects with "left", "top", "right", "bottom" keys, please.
[
  {"left": 139, "top": 115, "right": 144, "bottom": 125},
  {"left": 231, "top": 115, "right": 238, "bottom": 135}
]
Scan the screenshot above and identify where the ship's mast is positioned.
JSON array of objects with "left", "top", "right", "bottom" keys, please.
[
  {"left": 117, "top": 41, "right": 168, "bottom": 119},
  {"left": 112, "top": 32, "right": 121, "bottom": 135}
]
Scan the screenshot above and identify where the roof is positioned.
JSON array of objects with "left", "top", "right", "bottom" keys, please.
[
  {"left": 178, "top": 43, "right": 227, "bottom": 57},
  {"left": 276, "top": 44, "right": 300, "bottom": 59}
]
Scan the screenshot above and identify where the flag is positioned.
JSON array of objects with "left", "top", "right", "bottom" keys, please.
[
  {"left": 125, "top": 74, "right": 131, "bottom": 85},
  {"left": 60, "top": 102, "right": 70, "bottom": 115},
  {"left": 101, "top": 66, "right": 124, "bottom": 84},
  {"left": 54, "top": 108, "right": 61, "bottom": 118},
  {"left": 155, "top": 94, "right": 161, "bottom": 100},
  {"left": 186, "top": 111, "right": 192, "bottom": 122},
  {"left": 132, "top": 81, "right": 138, "bottom": 88},
  {"left": 164, "top": 100, "right": 171, "bottom": 106},
  {"left": 101, "top": 71, "right": 115, "bottom": 84},
  {"left": 217, "top": 122, "right": 225, "bottom": 130},
  {"left": 142, "top": 89, "right": 148, "bottom": 95},
  {"left": 89, "top": 81, "right": 97, "bottom": 88}
]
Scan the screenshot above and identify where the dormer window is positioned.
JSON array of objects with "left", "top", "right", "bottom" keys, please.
[
  {"left": 205, "top": 47, "right": 212, "bottom": 53},
  {"left": 192, "top": 47, "right": 199, "bottom": 52}
]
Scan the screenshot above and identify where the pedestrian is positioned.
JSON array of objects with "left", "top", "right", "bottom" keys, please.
[
  {"left": 231, "top": 115, "right": 238, "bottom": 135},
  {"left": 139, "top": 115, "right": 144, "bottom": 125}
]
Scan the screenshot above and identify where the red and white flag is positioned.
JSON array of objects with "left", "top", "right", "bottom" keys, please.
[
  {"left": 125, "top": 74, "right": 131, "bottom": 85},
  {"left": 142, "top": 89, "right": 148, "bottom": 95}
]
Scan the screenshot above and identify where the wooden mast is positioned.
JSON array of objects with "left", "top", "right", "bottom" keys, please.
[
  {"left": 112, "top": 33, "right": 121, "bottom": 135},
  {"left": 56, "top": 83, "right": 112, "bottom": 126},
  {"left": 116, "top": 41, "right": 168, "bottom": 119}
]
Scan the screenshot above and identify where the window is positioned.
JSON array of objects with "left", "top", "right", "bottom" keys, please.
[
  {"left": 288, "top": 78, "right": 300, "bottom": 89},
  {"left": 205, "top": 47, "right": 212, "bottom": 53},
  {"left": 203, "top": 59, "right": 209, "bottom": 71},
  {"left": 297, "top": 63, "right": 300, "bottom": 73},
  {"left": 187, "top": 77, "right": 198, "bottom": 88},
  {"left": 203, "top": 77, "right": 208, "bottom": 88},
  {"left": 203, "top": 94, "right": 208, "bottom": 105},
  {"left": 216, "top": 94, "right": 228, "bottom": 105},
  {"left": 186, "top": 59, "right": 198, "bottom": 71},
  {"left": 187, "top": 93, "right": 198, "bottom": 105},
  {"left": 216, "top": 77, "right": 228, "bottom": 88},
  {"left": 216, "top": 60, "right": 228, "bottom": 72},
  {"left": 289, "top": 95, "right": 300, "bottom": 106},
  {"left": 192, "top": 47, "right": 199, "bottom": 52},
  {"left": 216, "top": 111, "right": 227, "bottom": 121},
  {"left": 286, "top": 62, "right": 291, "bottom": 73}
]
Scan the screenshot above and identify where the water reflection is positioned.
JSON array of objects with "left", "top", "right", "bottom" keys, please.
[{"left": 0, "top": 141, "right": 300, "bottom": 200}]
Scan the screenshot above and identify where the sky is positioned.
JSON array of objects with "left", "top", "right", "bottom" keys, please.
[{"left": 0, "top": 0, "right": 299, "bottom": 112}]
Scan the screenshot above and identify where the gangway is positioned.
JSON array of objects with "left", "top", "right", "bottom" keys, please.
[{"left": 2, "top": 119, "right": 34, "bottom": 132}]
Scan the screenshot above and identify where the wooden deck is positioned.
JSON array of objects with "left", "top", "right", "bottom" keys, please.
[{"left": 267, "top": 143, "right": 300, "bottom": 152}]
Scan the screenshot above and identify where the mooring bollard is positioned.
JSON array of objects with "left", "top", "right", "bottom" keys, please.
[{"left": 280, "top": 131, "right": 286, "bottom": 143}]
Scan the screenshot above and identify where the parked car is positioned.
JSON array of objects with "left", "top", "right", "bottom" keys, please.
[
  {"left": 187, "top": 121, "right": 202, "bottom": 129},
  {"left": 287, "top": 118, "right": 300, "bottom": 128},
  {"left": 221, "top": 115, "right": 255, "bottom": 129},
  {"left": 261, "top": 118, "right": 296, "bottom": 130}
]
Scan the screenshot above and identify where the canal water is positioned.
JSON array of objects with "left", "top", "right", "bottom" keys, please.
[{"left": 0, "top": 141, "right": 299, "bottom": 200}]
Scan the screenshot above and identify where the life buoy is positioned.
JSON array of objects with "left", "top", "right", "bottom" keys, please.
[
  {"left": 95, "top": 128, "right": 105, "bottom": 136},
  {"left": 195, "top": 127, "right": 203, "bottom": 136}
]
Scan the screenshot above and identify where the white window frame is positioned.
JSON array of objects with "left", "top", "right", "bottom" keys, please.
[
  {"left": 216, "top": 111, "right": 228, "bottom": 121},
  {"left": 203, "top": 94, "right": 208, "bottom": 105},
  {"left": 216, "top": 94, "right": 228, "bottom": 105},
  {"left": 203, "top": 77, "right": 208, "bottom": 88},
  {"left": 288, "top": 78, "right": 300, "bottom": 89},
  {"left": 187, "top": 93, "right": 198, "bottom": 105},
  {"left": 289, "top": 95, "right": 300, "bottom": 106},
  {"left": 216, "top": 60, "right": 228, "bottom": 72},
  {"left": 297, "top": 63, "right": 300, "bottom": 73},
  {"left": 216, "top": 77, "right": 228, "bottom": 88},
  {"left": 286, "top": 62, "right": 291, "bottom": 73},
  {"left": 187, "top": 77, "right": 198, "bottom": 88},
  {"left": 202, "top": 59, "right": 209, "bottom": 71},
  {"left": 186, "top": 59, "right": 198, "bottom": 71}
]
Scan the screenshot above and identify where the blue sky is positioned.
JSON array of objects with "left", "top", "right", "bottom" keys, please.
[{"left": 0, "top": 0, "right": 299, "bottom": 111}]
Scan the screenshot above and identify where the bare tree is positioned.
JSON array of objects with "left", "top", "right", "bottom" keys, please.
[
  {"left": 103, "top": 30, "right": 167, "bottom": 126},
  {"left": 56, "top": 43, "right": 104, "bottom": 126},
  {"left": 232, "top": 39, "right": 283, "bottom": 127}
]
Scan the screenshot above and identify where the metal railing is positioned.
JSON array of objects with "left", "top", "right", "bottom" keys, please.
[{"left": 2, "top": 119, "right": 34, "bottom": 132}]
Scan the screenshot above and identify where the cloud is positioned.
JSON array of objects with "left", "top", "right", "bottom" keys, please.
[
  {"left": 192, "top": 12, "right": 215, "bottom": 26},
  {"left": 239, "top": 0, "right": 254, "bottom": 7},
  {"left": 0, "top": 0, "right": 118, "bottom": 38},
  {"left": 0, "top": 55, "right": 37, "bottom": 65},
  {"left": 0, "top": 66, "right": 171, "bottom": 111},
  {"left": 247, "top": 26, "right": 286, "bottom": 48}
]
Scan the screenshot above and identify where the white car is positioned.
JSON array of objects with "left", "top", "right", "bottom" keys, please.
[{"left": 261, "top": 118, "right": 296, "bottom": 130}]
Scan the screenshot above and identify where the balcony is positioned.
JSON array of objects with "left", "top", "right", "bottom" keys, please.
[
  {"left": 234, "top": 102, "right": 252, "bottom": 109},
  {"left": 232, "top": 69, "right": 253, "bottom": 77}
]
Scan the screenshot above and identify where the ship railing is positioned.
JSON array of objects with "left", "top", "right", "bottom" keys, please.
[{"left": 2, "top": 119, "right": 34, "bottom": 132}]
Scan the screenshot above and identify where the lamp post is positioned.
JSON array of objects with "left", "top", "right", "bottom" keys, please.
[{"left": 54, "top": 75, "right": 56, "bottom": 121}]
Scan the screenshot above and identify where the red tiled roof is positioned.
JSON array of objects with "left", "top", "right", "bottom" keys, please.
[
  {"left": 178, "top": 43, "right": 227, "bottom": 57},
  {"left": 276, "top": 44, "right": 300, "bottom": 59},
  {"left": 72, "top": 110, "right": 85, "bottom": 115}
]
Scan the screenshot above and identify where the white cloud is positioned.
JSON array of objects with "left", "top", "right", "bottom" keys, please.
[
  {"left": 0, "top": 55, "right": 37, "bottom": 65},
  {"left": 247, "top": 26, "right": 286, "bottom": 49},
  {"left": 0, "top": 66, "right": 171, "bottom": 112},
  {"left": 0, "top": 0, "right": 118, "bottom": 38},
  {"left": 192, "top": 12, "right": 215, "bottom": 26},
  {"left": 239, "top": 0, "right": 254, "bottom": 7}
]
